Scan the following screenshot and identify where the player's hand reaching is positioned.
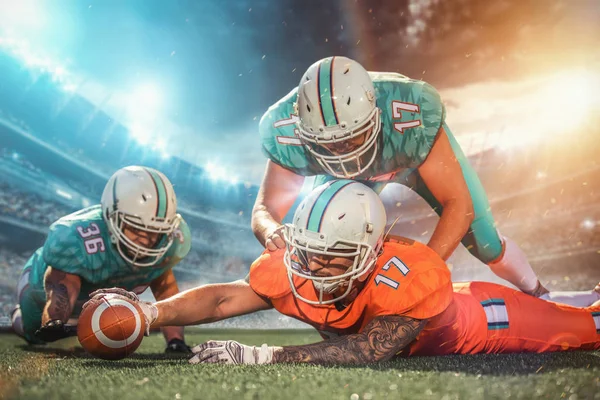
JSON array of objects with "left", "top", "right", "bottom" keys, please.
[
  {"left": 264, "top": 225, "right": 286, "bottom": 251},
  {"left": 189, "top": 340, "right": 279, "bottom": 365},
  {"left": 84, "top": 288, "right": 158, "bottom": 336},
  {"left": 87, "top": 287, "right": 141, "bottom": 302},
  {"left": 34, "top": 319, "right": 77, "bottom": 342}
]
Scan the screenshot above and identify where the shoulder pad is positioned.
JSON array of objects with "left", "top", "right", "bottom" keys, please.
[
  {"left": 367, "top": 242, "right": 452, "bottom": 319},
  {"left": 249, "top": 249, "right": 291, "bottom": 299},
  {"left": 159, "top": 217, "right": 192, "bottom": 268},
  {"left": 259, "top": 88, "right": 319, "bottom": 176},
  {"left": 42, "top": 213, "right": 108, "bottom": 281},
  {"left": 375, "top": 78, "right": 446, "bottom": 168}
]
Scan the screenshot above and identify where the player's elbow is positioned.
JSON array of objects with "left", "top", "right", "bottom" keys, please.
[
  {"left": 213, "top": 292, "right": 237, "bottom": 321},
  {"left": 250, "top": 204, "right": 265, "bottom": 229}
]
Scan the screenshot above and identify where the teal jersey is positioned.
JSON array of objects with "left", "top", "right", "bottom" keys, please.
[
  {"left": 260, "top": 72, "right": 445, "bottom": 179},
  {"left": 25, "top": 205, "right": 192, "bottom": 302}
]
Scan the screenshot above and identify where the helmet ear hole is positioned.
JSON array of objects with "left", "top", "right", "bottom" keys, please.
[
  {"left": 306, "top": 104, "right": 311, "bottom": 113},
  {"left": 347, "top": 97, "right": 351, "bottom": 106}
]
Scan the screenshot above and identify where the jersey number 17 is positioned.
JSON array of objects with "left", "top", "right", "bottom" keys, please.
[{"left": 374, "top": 256, "right": 410, "bottom": 289}]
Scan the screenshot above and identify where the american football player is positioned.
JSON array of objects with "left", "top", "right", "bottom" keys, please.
[
  {"left": 11, "top": 166, "right": 192, "bottom": 353},
  {"left": 90, "top": 181, "right": 600, "bottom": 365},
  {"left": 252, "top": 56, "right": 597, "bottom": 307}
]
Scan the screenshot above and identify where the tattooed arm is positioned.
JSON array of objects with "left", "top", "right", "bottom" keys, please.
[
  {"left": 274, "top": 315, "right": 427, "bottom": 365},
  {"left": 36, "top": 267, "right": 82, "bottom": 342},
  {"left": 42, "top": 267, "right": 81, "bottom": 323}
]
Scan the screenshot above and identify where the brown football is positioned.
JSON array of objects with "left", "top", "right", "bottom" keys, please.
[{"left": 77, "top": 294, "right": 145, "bottom": 360}]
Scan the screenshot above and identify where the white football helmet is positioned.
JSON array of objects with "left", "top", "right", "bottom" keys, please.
[
  {"left": 101, "top": 166, "right": 182, "bottom": 267},
  {"left": 284, "top": 180, "right": 386, "bottom": 305},
  {"left": 296, "top": 56, "right": 381, "bottom": 178}
]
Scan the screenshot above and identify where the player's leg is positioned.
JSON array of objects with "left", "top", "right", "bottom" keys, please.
[
  {"left": 539, "top": 284, "right": 600, "bottom": 307},
  {"left": 408, "top": 123, "right": 542, "bottom": 294},
  {"left": 13, "top": 267, "right": 46, "bottom": 344},
  {"left": 443, "top": 127, "right": 599, "bottom": 306},
  {"left": 470, "top": 282, "right": 599, "bottom": 353}
]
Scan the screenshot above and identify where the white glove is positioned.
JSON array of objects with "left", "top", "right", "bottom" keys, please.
[
  {"left": 189, "top": 340, "right": 281, "bottom": 365},
  {"left": 85, "top": 288, "right": 158, "bottom": 336}
]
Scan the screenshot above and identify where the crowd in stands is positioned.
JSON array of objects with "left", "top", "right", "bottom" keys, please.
[
  {"left": 0, "top": 247, "right": 28, "bottom": 325},
  {"left": 0, "top": 182, "right": 71, "bottom": 226}
]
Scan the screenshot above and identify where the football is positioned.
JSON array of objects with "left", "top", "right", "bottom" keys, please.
[{"left": 77, "top": 294, "right": 145, "bottom": 360}]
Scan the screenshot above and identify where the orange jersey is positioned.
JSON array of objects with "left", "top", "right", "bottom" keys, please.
[
  {"left": 249, "top": 239, "right": 600, "bottom": 355},
  {"left": 249, "top": 238, "right": 453, "bottom": 336}
]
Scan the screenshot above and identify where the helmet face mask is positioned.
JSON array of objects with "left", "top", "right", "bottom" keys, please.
[
  {"left": 302, "top": 108, "right": 381, "bottom": 178},
  {"left": 284, "top": 226, "right": 378, "bottom": 305},
  {"left": 101, "top": 166, "right": 182, "bottom": 268},
  {"left": 106, "top": 211, "right": 179, "bottom": 268},
  {"left": 283, "top": 180, "right": 386, "bottom": 305},
  {"left": 296, "top": 56, "right": 381, "bottom": 178}
]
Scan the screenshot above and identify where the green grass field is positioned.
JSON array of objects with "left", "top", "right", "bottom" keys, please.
[{"left": 1, "top": 329, "right": 599, "bottom": 400}]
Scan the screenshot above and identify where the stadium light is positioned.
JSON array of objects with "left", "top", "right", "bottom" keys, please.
[
  {"left": 53, "top": 65, "right": 67, "bottom": 81},
  {"left": 62, "top": 83, "right": 76, "bottom": 92},
  {"left": 129, "top": 125, "right": 150, "bottom": 145},
  {"left": 229, "top": 176, "right": 239, "bottom": 185},
  {"left": 129, "top": 83, "right": 162, "bottom": 116},
  {"left": 205, "top": 162, "right": 228, "bottom": 182},
  {"left": 153, "top": 138, "right": 166, "bottom": 151}
]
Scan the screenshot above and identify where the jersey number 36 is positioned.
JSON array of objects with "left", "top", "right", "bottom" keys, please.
[{"left": 77, "top": 223, "right": 106, "bottom": 254}]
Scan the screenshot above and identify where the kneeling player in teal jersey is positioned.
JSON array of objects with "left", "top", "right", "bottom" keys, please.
[
  {"left": 252, "top": 56, "right": 598, "bottom": 307},
  {"left": 11, "top": 166, "right": 193, "bottom": 352}
]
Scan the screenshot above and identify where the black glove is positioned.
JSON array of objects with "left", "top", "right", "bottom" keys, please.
[
  {"left": 34, "top": 320, "right": 77, "bottom": 343},
  {"left": 165, "top": 338, "right": 192, "bottom": 354}
]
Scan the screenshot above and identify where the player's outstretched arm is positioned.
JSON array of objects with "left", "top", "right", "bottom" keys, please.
[
  {"left": 190, "top": 315, "right": 427, "bottom": 365},
  {"left": 149, "top": 269, "right": 189, "bottom": 352},
  {"left": 152, "top": 279, "right": 273, "bottom": 328},
  {"left": 417, "top": 127, "right": 474, "bottom": 260},
  {"left": 251, "top": 160, "right": 305, "bottom": 250},
  {"left": 274, "top": 315, "right": 427, "bottom": 365},
  {"left": 37, "top": 267, "right": 82, "bottom": 342}
]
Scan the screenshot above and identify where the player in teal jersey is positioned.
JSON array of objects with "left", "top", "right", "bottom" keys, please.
[
  {"left": 11, "top": 166, "right": 194, "bottom": 352},
  {"left": 252, "top": 56, "right": 599, "bottom": 307}
]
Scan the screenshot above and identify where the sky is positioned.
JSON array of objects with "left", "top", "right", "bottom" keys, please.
[{"left": 0, "top": 0, "right": 598, "bottom": 183}]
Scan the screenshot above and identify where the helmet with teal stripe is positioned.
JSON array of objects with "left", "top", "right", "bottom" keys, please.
[
  {"left": 283, "top": 180, "right": 386, "bottom": 305},
  {"left": 101, "top": 166, "right": 182, "bottom": 267},
  {"left": 296, "top": 56, "right": 381, "bottom": 178}
]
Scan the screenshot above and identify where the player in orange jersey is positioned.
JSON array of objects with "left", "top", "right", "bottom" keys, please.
[{"left": 88, "top": 181, "right": 600, "bottom": 365}]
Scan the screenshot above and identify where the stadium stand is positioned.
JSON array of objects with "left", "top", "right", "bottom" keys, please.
[{"left": 0, "top": 45, "right": 597, "bottom": 329}]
